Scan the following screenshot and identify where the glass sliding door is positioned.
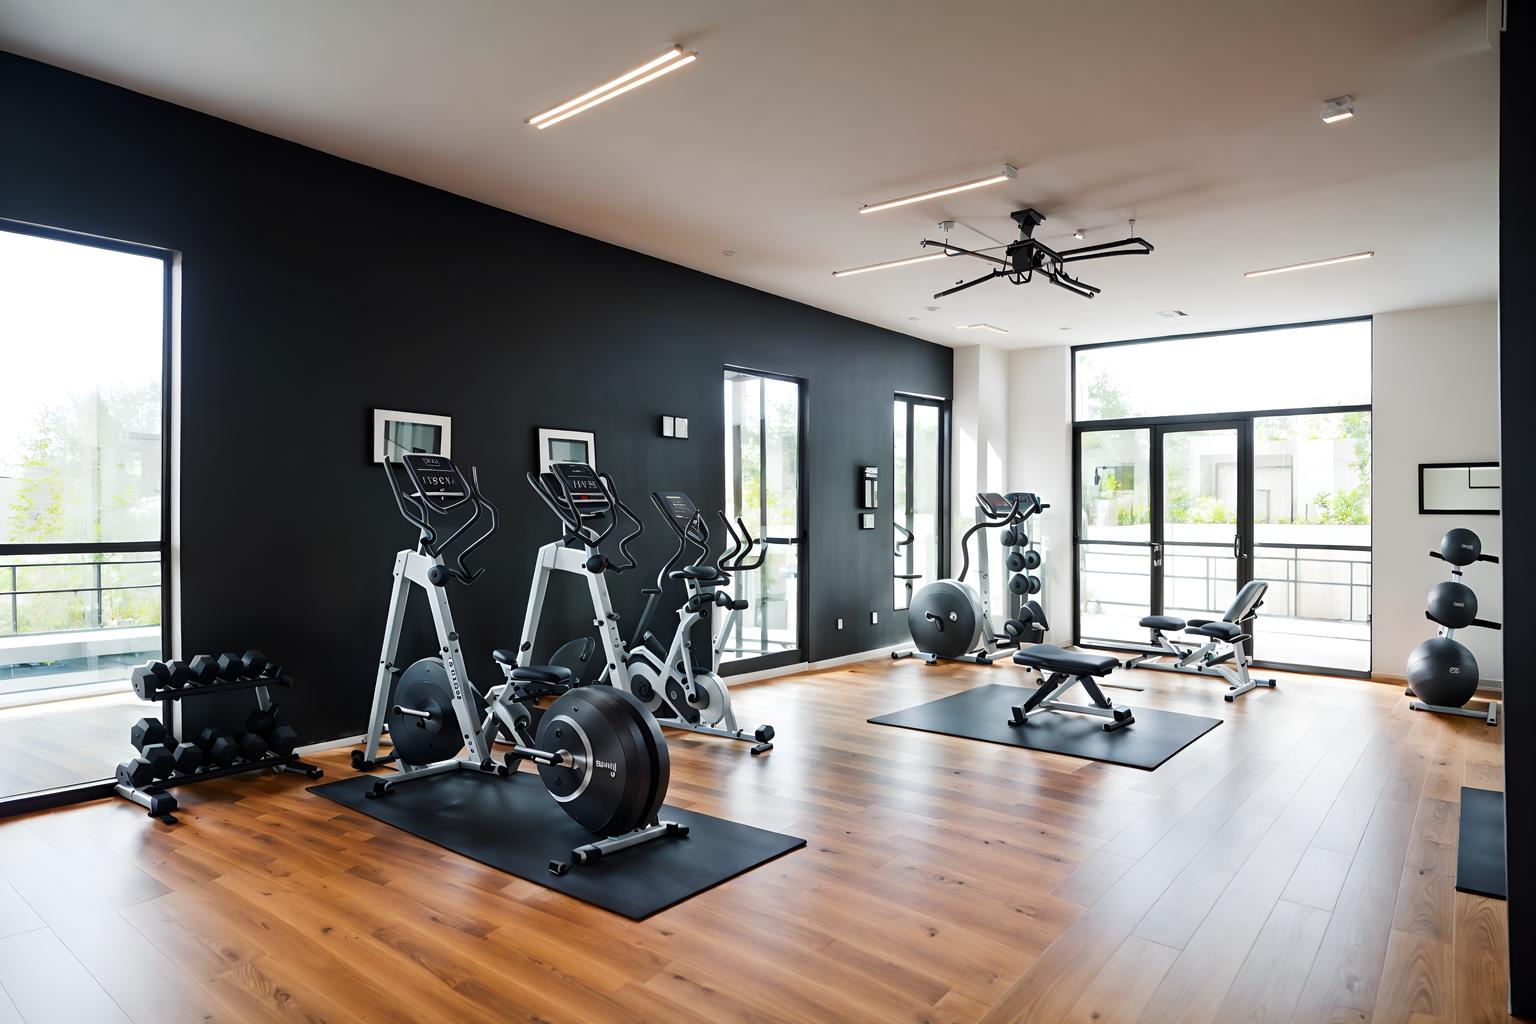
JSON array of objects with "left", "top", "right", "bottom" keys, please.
[
  {"left": 893, "top": 396, "right": 944, "bottom": 610},
  {"left": 722, "top": 368, "right": 804, "bottom": 671},
  {"left": 1077, "top": 427, "right": 1153, "bottom": 644},
  {"left": 0, "top": 222, "right": 171, "bottom": 810},
  {"left": 1251, "top": 411, "right": 1371, "bottom": 672},
  {"left": 1158, "top": 423, "right": 1246, "bottom": 627},
  {"left": 1075, "top": 410, "right": 1371, "bottom": 675}
]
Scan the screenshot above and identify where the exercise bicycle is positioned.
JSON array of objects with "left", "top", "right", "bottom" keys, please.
[
  {"left": 1121, "top": 580, "right": 1277, "bottom": 702},
  {"left": 352, "top": 451, "right": 685, "bottom": 873},
  {"left": 894, "top": 491, "right": 1049, "bottom": 664},
  {"left": 515, "top": 462, "right": 646, "bottom": 689},
  {"left": 625, "top": 491, "right": 776, "bottom": 755}
]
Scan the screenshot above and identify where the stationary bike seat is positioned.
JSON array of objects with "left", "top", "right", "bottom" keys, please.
[
  {"left": 508, "top": 665, "right": 573, "bottom": 685},
  {"left": 671, "top": 564, "right": 720, "bottom": 581},
  {"left": 1139, "top": 615, "right": 1186, "bottom": 631}
]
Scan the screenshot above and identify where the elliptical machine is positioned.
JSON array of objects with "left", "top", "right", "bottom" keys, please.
[
  {"left": 1407, "top": 527, "right": 1502, "bottom": 724},
  {"left": 625, "top": 491, "right": 776, "bottom": 755},
  {"left": 516, "top": 462, "right": 646, "bottom": 688},
  {"left": 894, "top": 492, "right": 1050, "bottom": 664},
  {"left": 353, "top": 452, "right": 685, "bottom": 873}
]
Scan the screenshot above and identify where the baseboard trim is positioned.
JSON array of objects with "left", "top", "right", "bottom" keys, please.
[
  {"left": 724, "top": 644, "right": 912, "bottom": 686},
  {"left": 1373, "top": 670, "right": 1503, "bottom": 694}
]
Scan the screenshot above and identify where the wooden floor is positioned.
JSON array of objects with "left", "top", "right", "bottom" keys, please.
[
  {"left": 0, "top": 691, "right": 144, "bottom": 799},
  {"left": 0, "top": 657, "right": 1516, "bottom": 1023}
]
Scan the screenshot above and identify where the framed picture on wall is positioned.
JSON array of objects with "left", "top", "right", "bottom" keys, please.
[
  {"left": 1418, "top": 461, "right": 1501, "bottom": 515},
  {"left": 537, "top": 427, "right": 596, "bottom": 472},
  {"left": 372, "top": 408, "right": 452, "bottom": 463}
]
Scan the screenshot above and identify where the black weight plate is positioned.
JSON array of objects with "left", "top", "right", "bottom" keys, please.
[
  {"left": 1023, "top": 549, "right": 1042, "bottom": 570},
  {"left": 604, "top": 685, "right": 670, "bottom": 828},
  {"left": 1005, "top": 551, "right": 1026, "bottom": 573},
  {"left": 535, "top": 687, "right": 655, "bottom": 836},
  {"left": 386, "top": 659, "right": 465, "bottom": 766},
  {"left": 906, "top": 581, "right": 982, "bottom": 659}
]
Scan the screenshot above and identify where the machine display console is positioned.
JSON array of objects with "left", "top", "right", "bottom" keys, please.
[
  {"left": 549, "top": 462, "right": 609, "bottom": 514},
  {"left": 651, "top": 491, "right": 699, "bottom": 531},
  {"left": 403, "top": 452, "right": 469, "bottom": 513},
  {"left": 977, "top": 492, "right": 1011, "bottom": 515}
]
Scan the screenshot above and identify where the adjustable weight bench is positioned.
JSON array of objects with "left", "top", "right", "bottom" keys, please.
[
  {"left": 1122, "top": 580, "right": 1277, "bottom": 701},
  {"left": 1009, "top": 644, "right": 1135, "bottom": 732}
]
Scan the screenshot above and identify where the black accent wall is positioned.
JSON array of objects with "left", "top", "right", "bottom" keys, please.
[
  {"left": 1500, "top": 16, "right": 1531, "bottom": 1017},
  {"left": 0, "top": 52, "right": 950, "bottom": 743}
]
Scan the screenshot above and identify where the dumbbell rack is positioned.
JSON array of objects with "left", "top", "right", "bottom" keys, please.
[{"left": 117, "top": 662, "right": 323, "bottom": 825}]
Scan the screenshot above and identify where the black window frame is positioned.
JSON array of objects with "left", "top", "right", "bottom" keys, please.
[
  {"left": 893, "top": 393, "right": 950, "bottom": 610},
  {"left": 0, "top": 219, "right": 174, "bottom": 817},
  {"left": 1071, "top": 317, "right": 1373, "bottom": 679}
]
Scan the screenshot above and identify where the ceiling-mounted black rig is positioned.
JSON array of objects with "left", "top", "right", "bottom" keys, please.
[{"left": 920, "top": 208, "right": 1153, "bottom": 300}]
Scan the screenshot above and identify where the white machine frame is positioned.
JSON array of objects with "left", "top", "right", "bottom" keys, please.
[
  {"left": 357, "top": 456, "right": 681, "bottom": 867},
  {"left": 1122, "top": 580, "right": 1277, "bottom": 702}
]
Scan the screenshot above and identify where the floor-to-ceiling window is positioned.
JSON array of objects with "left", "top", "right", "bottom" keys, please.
[
  {"left": 1073, "top": 319, "right": 1371, "bottom": 675},
  {"left": 0, "top": 222, "right": 172, "bottom": 808},
  {"left": 721, "top": 368, "right": 805, "bottom": 671},
  {"left": 893, "top": 395, "right": 946, "bottom": 611}
]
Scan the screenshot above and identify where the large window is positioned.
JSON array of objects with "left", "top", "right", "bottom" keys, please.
[
  {"left": 721, "top": 368, "right": 804, "bottom": 670},
  {"left": 1, "top": 223, "right": 170, "bottom": 804},
  {"left": 1075, "top": 320, "right": 1370, "bottom": 421},
  {"left": 893, "top": 396, "right": 944, "bottom": 610},
  {"left": 1073, "top": 320, "right": 1371, "bottom": 675}
]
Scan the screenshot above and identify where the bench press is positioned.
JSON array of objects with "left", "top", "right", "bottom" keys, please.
[
  {"left": 1009, "top": 645, "right": 1135, "bottom": 732},
  {"left": 1122, "top": 580, "right": 1277, "bottom": 702}
]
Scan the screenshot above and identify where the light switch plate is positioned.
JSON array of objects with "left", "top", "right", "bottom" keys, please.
[
  {"left": 661, "top": 416, "right": 675, "bottom": 437},
  {"left": 870, "top": 611, "right": 879, "bottom": 625},
  {"left": 676, "top": 417, "right": 689, "bottom": 439}
]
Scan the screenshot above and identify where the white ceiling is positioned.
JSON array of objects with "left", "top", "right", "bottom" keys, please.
[{"left": 0, "top": 0, "right": 1499, "bottom": 349}]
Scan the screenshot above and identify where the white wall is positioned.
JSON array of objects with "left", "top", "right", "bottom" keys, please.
[
  {"left": 958, "top": 300, "right": 1503, "bottom": 684},
  {"left": 951, "top": 345, "right": 1011, "bottom": 611},
  {"left": 1006, "top": 345, "right": 1073, "bottom": 642},
  {"left": 1372, "top": 301, "right": 1502, "bottom": 683}
]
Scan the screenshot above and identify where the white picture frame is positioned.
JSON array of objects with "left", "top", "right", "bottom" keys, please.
[
  {"left": 373, "top": 408, "right": 452, "bottom": 464},
  {"left": 537, "top": 427, "right": 596, "bottom": 473}
]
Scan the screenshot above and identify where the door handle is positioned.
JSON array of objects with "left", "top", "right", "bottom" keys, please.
[
  {"left": 1152, "top": 542, "right": 1162, "bottom": 568},
  {"left": 1232, "top": 534, "right": 1245, "bottom": 559}
]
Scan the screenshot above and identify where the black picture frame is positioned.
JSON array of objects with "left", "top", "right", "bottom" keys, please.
[{"left": 1418, "top": 461, "right": 1501, "bottom": 515}]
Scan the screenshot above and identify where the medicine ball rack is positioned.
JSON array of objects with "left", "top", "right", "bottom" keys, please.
[{"left": 116, "top": 651, "right": 322, "bottom": 825}]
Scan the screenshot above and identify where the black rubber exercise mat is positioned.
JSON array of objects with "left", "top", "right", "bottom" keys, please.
[
  {"left": 869, "top": 682, "right": 1222, "bottom": 770},
  {"left": 310, "top": 771, "right": 804, "bottom": 919},
  {"left": 1456, "top": 786, "right": 1507, "bottom": 899}
]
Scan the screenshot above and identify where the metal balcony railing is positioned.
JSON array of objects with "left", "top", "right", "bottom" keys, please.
[{"left": 1, "top": 557, "right": 161, "bottom": 636}]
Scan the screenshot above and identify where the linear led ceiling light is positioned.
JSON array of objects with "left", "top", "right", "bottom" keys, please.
[
  {"left": 1243, "top": 250, "right": 1374, "bottom": 278},
  {"left": 1320, "top": 95, "right": 1355, "bottom": 124},
  {"left": 831, "top": 252, "right": 949, "bottom": 277},
  {"left": 526, "top": 46, "right": 697, "bottom": 129},
  {"left": 859, "top": 164, "right": 1017, "bottom": 214},
  {"left": 956, "top": 323, "right": 1008, "bottom": 335}
]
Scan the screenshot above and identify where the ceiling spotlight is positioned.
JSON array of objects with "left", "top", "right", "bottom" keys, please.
[
  {"left": 1320, "top": 96, "right": 1355, "bottom": 124},
  {"left": 832, "top": 252, "right": 949, "bottom": 277},
  {"left": 527, "top": 46, "right": 697, "bottom": 129},
  {"left": 721, "top": 250, "right": 735, "bottom": 257},
  {"left": 956, "top": 323, "right": 1007, "bottom": 335},
  {"left": 859, "top": 164, "right": 1018, "bottom": 215},
  {"left": 1073, "top": 229, "right": 1085, "bottom": 240},
  {"left": 1244, "top": 251, "right": 1374, "bottom": 278}
]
